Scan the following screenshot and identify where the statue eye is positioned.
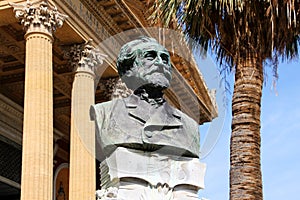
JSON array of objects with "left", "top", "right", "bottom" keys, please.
[
  {"left": 144, "top": 51, "right": 156, "bottom": 61},
  {"left": 160, "top": 54, "right": 169, "bottom": 64}
]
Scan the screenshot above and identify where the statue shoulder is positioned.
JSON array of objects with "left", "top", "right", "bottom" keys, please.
[{"left": 90, "top": 99, "right": 123, "bottom": 120}]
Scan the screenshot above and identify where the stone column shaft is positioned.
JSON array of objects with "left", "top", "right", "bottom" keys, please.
[
  {"left": 69, "top": 71, "right": 96, "bottom": 199},
  {"left": 69, "top": 41, "right": 106, "bottom": 199},
  {"left": 10, "top": 1, "right": 67, "bottom": 200},
  {"left": 22, "top": 32, "right": 53, "bottom": 200}
]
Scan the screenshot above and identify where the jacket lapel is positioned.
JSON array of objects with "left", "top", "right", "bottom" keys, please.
[
  {"left": 144, "top": 102, "right": 182, "bottom": 127},
  {"left": 123, "top": 95, "right": 151, "bottom": 123},
  {"left": 123, "top": 95, "right": 183, "bottom": 127}
]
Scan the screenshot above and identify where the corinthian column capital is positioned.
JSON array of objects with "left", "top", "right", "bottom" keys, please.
[
  {"left": 76, "top": 39, "right": 107, "bottom": 77},
  {"left": 10, "top": 0, "right": 67, "bottom": 36},
  {"left": 104, "top": 78, "right": 132, "bottom": 100}
]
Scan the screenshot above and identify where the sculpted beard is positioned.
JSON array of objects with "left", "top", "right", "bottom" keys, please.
[{"left": 122, "top": 61, "right": 171, "bottom": 90}]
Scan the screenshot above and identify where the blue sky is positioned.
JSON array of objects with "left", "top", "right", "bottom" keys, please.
[{"left": 196, "top": 56, "right": 300, "bottom": 200}]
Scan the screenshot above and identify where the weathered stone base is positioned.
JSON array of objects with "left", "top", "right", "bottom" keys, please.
[{"left": 96, "top": 147, "right": 206, "bottom": 200}]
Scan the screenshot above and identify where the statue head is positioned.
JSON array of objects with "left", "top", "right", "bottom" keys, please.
[{"left": 116, "top": 36, "right": 172, "bottom": 91}]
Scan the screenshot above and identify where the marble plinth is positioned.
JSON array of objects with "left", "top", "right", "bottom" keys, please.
[{"left": 96, "top": 147, "right": 206, "bottom": 200}]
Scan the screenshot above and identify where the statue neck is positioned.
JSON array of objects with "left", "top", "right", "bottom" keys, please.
[{"left": 134, "top": 86, "right": 165, "bottom": 107}]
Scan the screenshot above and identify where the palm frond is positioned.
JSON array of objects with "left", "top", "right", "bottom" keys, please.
[{"left": 151, "top": 0, "right": 300, "bottom": 72}]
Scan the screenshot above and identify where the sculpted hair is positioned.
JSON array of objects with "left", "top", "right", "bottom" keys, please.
[{"left": 116, "top": 36, "right": 158, "bottom": 77}]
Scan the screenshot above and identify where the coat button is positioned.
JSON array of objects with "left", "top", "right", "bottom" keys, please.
[{"left": 145, "top": 131, "right": 153, "bottom": 138}]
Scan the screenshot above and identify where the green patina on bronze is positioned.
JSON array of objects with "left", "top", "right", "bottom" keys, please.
[{"left": 91, "top": 36, "right": 200, "bottom": 160}]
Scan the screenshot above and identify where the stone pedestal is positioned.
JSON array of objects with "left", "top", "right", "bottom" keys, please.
[{"left": 96, "top": 147, "right": 206, "bottom": 200}]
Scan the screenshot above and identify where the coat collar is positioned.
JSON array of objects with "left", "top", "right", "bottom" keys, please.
[{"left": 123, "top": 94, "right": 182, "bottom": 126}]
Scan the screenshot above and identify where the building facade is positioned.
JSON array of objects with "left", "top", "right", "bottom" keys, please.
[{"left": 0, "top": 0, "right": 217, "bottom": 199}]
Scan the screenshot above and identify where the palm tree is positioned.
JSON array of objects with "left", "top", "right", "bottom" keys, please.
[{"left": 151, "top": 1, "right": 300, "bottom": 199}]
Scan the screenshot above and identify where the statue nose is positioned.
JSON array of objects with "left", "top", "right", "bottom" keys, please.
[{"left": 155, "top": 56, "right": 164, "bottom": 64}]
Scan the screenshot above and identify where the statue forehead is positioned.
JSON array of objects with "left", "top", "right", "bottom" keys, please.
[{"left": 131, "top": 42, "right": 169, "bottom": 54}]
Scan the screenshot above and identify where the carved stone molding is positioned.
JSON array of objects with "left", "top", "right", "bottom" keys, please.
[
  {"left": 66, "top": 43, "right": 84, "bottom": 69},
  {"left": 96, "top": 187, "right": 118, "bottom": 200},
  {"left": 75, "top": 39, "right": 107, "bottom": 77},
  {"left": 95, "top": 185, "right": 174, "bottom": 200},
  {"left": 140, "top": 184, "right": 174, "bottom": 200},
  {"left": 0, "top": 121, "right": 22, "bottom": 145},
  {"left": 10, "top": 0, "right": 68, "bottom": 36},
  {"left": 102, "top": 77, "right": 118, "bottom": 98},
  {"left": 0, "top": 94, "right": 23, "bottom": 145},
  {"left": 0, "top": 95, "right": 23, "bottom": 121},
  {"left": 0, "top": 94, "right": 68, "bottom": 143}
]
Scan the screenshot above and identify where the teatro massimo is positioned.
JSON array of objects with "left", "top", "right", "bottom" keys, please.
[{"left": 0, "top": 0, "right": 217, "bottom": 199}]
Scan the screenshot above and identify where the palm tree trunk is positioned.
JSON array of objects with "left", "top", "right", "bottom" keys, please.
[{"left": 230, "top": 52, "right": 263, "bottom": 200}]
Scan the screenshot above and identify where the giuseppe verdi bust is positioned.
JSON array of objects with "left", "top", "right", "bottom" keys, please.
[{"left": 90, "top": 36, "right": 200, "bottom": 160}]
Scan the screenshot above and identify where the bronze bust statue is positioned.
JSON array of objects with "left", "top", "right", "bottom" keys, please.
[{"left": 90, "top": 37, "right": 200, "bottom": 159}]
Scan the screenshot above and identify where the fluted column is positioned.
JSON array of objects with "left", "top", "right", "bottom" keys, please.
[
  {"left": 69, "top": 40, "right": 106, "bottom": 199},
  {"left": 10, "top": 1, "right": 67, "bottom": 200}
]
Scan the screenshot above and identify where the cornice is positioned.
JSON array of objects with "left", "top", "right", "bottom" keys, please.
[
  {"left": 53, "top": 0, "right": 124, "bottom": 70},
  {"left": 0, "top": 120, "right": 22, "bottom": 145},
  {"left": 83, "top": 0, "right": 123, "bottom": 34},
  {"left": 0, "top": 94, "right": 23, "bottom": 120},
  {"left": 53, "top": 0, "right": 105, "bottom": 43},
  {"left": 114, "top": 0, "right": 145, "bottom": 27}
]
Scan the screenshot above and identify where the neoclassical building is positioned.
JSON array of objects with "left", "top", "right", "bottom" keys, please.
[{"left": 0, "top": 0, "right": 217, "bottom": 200}]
